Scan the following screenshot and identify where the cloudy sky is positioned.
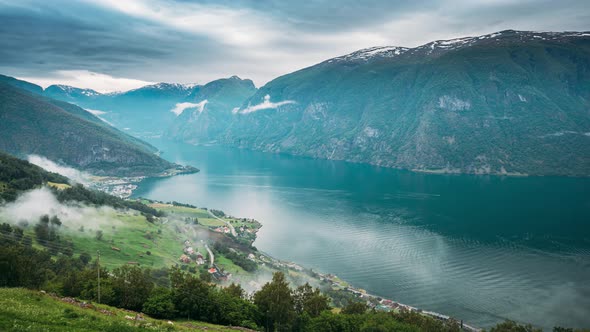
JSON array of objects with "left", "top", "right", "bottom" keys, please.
[{"left": 1, "top": 0, "right": 589, "bottom": 92}]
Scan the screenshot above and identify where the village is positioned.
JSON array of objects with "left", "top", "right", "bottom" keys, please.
[
  {"left": 99, "top": 199, "right": 482, "bottom": 332},
  {"left": 89, "top": 176, "right": 144, "bottom": 198},
  {"left": 173, "top": 224, "right": 481, "bottom": 331}
]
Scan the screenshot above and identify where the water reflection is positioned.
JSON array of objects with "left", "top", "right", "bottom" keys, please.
[{"left": 135, "top": 140, "right": 590, "bottom": 330}]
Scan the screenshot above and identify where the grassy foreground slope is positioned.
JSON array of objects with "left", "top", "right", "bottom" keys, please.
[{"left": 0, "top": 288, "right": 249, "bottom": 332}]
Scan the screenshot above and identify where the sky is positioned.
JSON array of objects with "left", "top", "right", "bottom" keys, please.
[{"left": 0, "top": 0, "right": 589, "bottom": 92}]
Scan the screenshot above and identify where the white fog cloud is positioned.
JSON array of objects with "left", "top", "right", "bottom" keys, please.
[
  {"left": 170, "top": 100, "right": 208, "bottom": 116},
  {"left": 0, "top": 187, "right": 120, "bottom": 230},
  {"left": 239, "top": 95, "right": 296, "bottom": 114},
  {"left": 86, "top": 109, "right": 107, "bottom": 115},
  {"left": 27, "top": 155, "right": 91, "bottom": 185}
]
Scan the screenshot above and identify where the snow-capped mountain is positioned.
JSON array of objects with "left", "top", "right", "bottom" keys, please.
[{"left": 182, "top": 30, "right": 590, "bottom": 176}]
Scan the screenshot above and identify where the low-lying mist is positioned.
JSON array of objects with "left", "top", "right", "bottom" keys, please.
[
  {"left": 27, "top": 154, "right": 92, "bottom": 185},
  {"left": 0, "top": 187, "right": 120, "bottom": 230}
]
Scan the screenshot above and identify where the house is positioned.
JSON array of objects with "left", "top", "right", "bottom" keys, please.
[
  {"left": 184, "top": 246, "right": 195, "bottom": 255},
  {"left": 196, "top": 252, "right": 205, "bottom": 265},
  {"left": 179, "top": 254, "right": 191, "bottom": 264},
  {"left": 208, "top": 265, "right": 229, "bottom": 281}
]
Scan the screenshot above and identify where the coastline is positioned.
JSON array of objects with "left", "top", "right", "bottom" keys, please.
[{"left": 135, "top": 194, "right": 483, "bottom": 332}]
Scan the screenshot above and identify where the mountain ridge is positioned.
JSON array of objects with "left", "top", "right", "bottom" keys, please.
[
  {"left": 214, "top": 30, "right": 590, "bottom": 176},
  {"left": 0, "top": 81, "right": 195, "bottom": 176}
]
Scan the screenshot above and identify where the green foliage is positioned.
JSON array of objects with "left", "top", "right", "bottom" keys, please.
[
  {"left": 490, "top": 320, "right": 543, "bottom": 332},
  {"left": 79, "top": 252, "right": 92, "bottom": 265},
  {"left": 254, "top": 272, "right": 296, "bottom": 331},
  {"left": 0, "top": 151, "right": 68, "bottom": 202},
  {"left": 143, "top": 287, "right": 176, "bottom": 319},
  {"left": 0, "top": 239, "right": 567, "bottom": 332},
  {"left": 213, "top": 242, "right": 257, "bottom": 272},
  {"left": 0, "top": 288, "right": 240, "bottom": 331},
  {"left": 341, "top": 301, "right": 369, "bottom": 315},
  {"left": 294, "top": 283, "right": 330, "bottom": 318},
  {"left": 56, "top": 184, "right": 163, "bottom": 217}
]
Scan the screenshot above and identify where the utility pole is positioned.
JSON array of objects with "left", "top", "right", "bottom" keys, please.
[{"left": 97, "top": 250, "right": 101, "bottom": 304}]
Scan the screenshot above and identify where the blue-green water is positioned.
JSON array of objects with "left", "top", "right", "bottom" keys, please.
[{"left": 133, "top": 139, "right": 590, "bottom": 330}]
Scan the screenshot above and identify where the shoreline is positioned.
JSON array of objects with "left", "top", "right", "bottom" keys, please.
[
  {"left": 139, "top": 196, "right": 483, "bottom": 332},
  {"left": 90, "top": 170, "right": 482, "bottom": 331}
]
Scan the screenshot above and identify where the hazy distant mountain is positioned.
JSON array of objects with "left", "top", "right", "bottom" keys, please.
[
  {"left": 166, "top": 76, "right": 257, "bottom": 144},
  {"left": 203, "top": 30, "right": 590, "bottom": 176},
  {"left": 0, "top": 81, "right": 184, "bottom": 176},
  {"left": 43, "top": 82, "right": 200, "bottom": 135}
]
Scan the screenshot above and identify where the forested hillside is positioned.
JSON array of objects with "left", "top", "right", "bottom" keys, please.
[{"left": 0, "top": 82, "right": 182, "bottom": 176}]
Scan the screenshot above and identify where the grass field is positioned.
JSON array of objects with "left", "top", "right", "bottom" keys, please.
[
  {"left": 64, "top": 211, "right": 182, "bottom": 270},
  {"left": 0, "top": 288, "right": 251, "bottom": 332},
  {"left": 0, "top": 203, "right": 256, "bottom": 274},
  {"left": 47, "top": 181, "right": 72, "bottom": 190}
]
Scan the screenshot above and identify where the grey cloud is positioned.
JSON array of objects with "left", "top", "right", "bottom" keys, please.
[{"left": 0, "top": 0, "right": 589, "bottom": 87}]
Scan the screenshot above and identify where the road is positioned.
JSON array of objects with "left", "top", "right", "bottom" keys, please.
[
  {"left": 208, "top": 210, "right": 237, "bottom": 237},
  {"left": 204, "top": 244, "right": 214, "bottom": 267}
]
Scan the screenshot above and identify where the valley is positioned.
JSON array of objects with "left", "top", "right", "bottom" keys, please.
[{"left": 0, "top": 18, "right": 589, "bottom": 331}]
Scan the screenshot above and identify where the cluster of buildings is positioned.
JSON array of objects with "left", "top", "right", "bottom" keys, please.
[
  {"left": 179, "top": 240, "right": 206, "bottom": 265},
  {"left": 90, "top": 176, "right": 144, "bottom": 198},
  {"left": 213, "top": 226, "right": 231, "bottom": 234}
]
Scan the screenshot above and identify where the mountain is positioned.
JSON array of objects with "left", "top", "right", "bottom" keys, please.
[
  {"left": 44, "top": 82, "right": 199, "bottom": 135},
  {"left": 166, "top": 76, "right": 257, "bottom": 143},
  {"left": 0, "top": 74, "right": 43, "bottom": 94},
  {"left": 182, "top": 30, "right": 589, "bottom": 176},
  {"left": 0, "top": 81, "right": 191, "bottom": 176}
]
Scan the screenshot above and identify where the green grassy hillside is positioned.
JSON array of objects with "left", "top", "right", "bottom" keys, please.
[{"left": 0, "top": 288, "right": 249, "bottom": 332}]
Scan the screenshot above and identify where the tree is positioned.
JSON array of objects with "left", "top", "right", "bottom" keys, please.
[
  {"left": 490, "top": 320, "right": 542, "bottom": 332},
  {"left": 293, "top": 283, "right": 330, "bottom": 318},
  {"left": 50, "top": 215, "right": 62, "bottom": 226},
  {"left": 173, "top": 272, "right": 214, "bottom": 321},
  {"left": 143, "top": 287, "right": 176, "bottom": 319},
  {"left": 224, "top": 283, "right": 245, "bottom": 299},
  {"left": 21, "top": 235, "right": 32, "bottom": 247},
  {"left": 12, "top": 227, "right": 24, "bottom": 242},
  {"left": 254, "top": 272, "right": 295, "bottom": 332},
  {"left": 79, "top": 252, "right": 91, "bottom": 265},
  {"left": 111, "top": 265, "right": 154, "bottom": 311},
  {"left": 95, "top": 230, "right": 103, "bottom": 241},
  {"left": 0, "top": 223, "right": 12, "bottom": 234},
  {"left": 199, "top": 268, "right": 212, "bottom": 282},
  {"left": 341, "top": 301, "right": 368, "bottom": 315},
  {"left": 34, "top": 220, "right": 49, "bottom": 242}
]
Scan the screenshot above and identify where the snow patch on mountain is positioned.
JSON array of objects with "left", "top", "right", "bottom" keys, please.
[
  {"left": 239, "top": 95, "right": 296, "bottom": 114},
  {"left": 327, "top": 46, "right": 409, "bottom": 63}
]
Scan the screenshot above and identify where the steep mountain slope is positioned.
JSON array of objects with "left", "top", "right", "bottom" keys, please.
[
  {"left": 215, "top": 30, "right": 590, "bottom": 176},
  {"left": 0, "top": 82, "right": 184, "bottom": 176},
  {"left": 44, "top": 82, "right": 198, "bottom": 135},
  {"left": 166, "top": 76, "right": 257, "bottom": 143}
]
